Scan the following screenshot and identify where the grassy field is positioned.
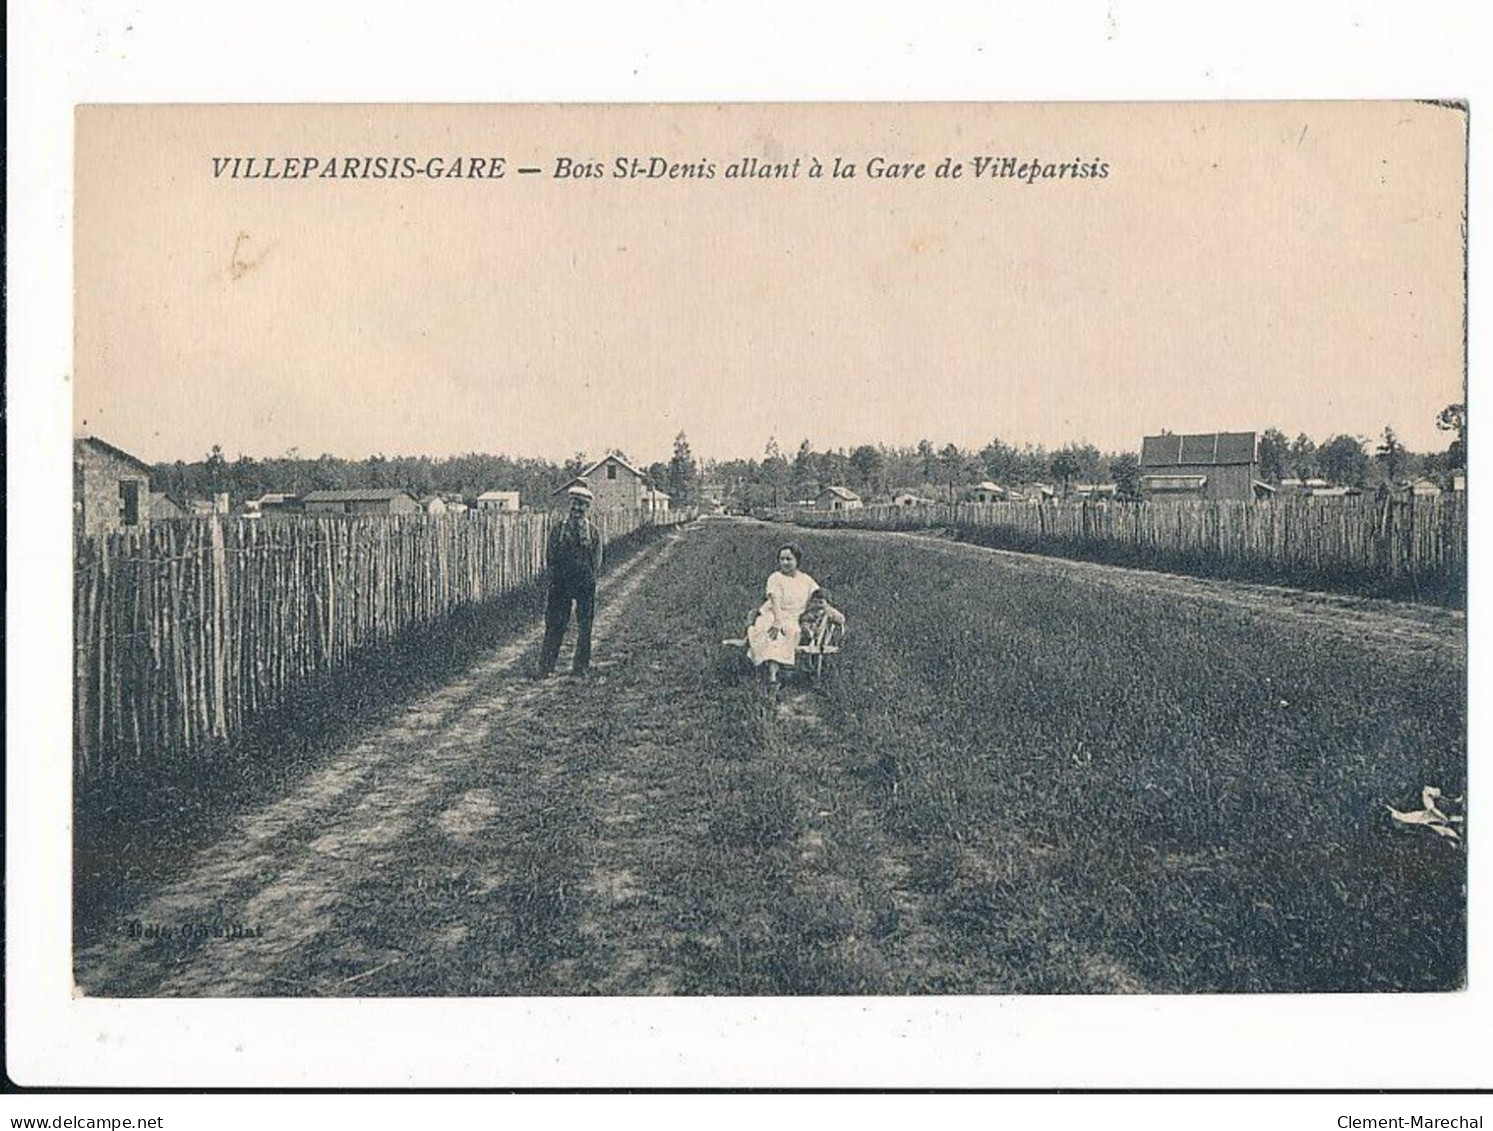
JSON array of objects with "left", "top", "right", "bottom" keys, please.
[
  {"left": 665, "top": 521, "right": 1466, "bottom": 993},
  {"left": 75, "top": 519, "right": 1466, "bottom": 996}
]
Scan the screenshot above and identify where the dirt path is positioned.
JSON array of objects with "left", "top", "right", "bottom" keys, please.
[{"left": 74, "top": 531, "right": 686, "bottom": 996}]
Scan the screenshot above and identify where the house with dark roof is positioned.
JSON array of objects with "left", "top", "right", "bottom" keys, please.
[
  {"left": 964, "top": 480, "right": 1005, "bottom": 504},
  {"left": 300, "top": 488, "right": 419, "bottom": 516},
  {"left": 1139, "top": 432, "right": 1272, "bottom": 502},
  {"left": 74, "top": 436, "right": 155, "bottom": 536}
]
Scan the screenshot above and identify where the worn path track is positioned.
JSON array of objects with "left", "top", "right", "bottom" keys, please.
[{"left": 75, "top": 530, "right": 686, "bottom": 996}]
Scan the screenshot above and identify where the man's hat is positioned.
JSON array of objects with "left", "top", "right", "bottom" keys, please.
[{"left": 567, "top": 483, "right": 595, "bottom": 502}]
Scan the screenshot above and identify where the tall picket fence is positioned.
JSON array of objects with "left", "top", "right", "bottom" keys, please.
[
  {"left": 779, "top": 496, "right": 1466, "bottom": 602},
  {"left": 73, "top": 509, "right": 691, "bottom": 785}
]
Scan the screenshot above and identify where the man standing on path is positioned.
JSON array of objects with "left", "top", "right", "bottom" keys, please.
[{"left": 538, "top": 483, "right": 605, "bottom": 677}]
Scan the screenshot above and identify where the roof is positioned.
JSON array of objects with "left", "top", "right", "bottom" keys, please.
[
  {"left": 970, "top": 481, "right": 1004, "bottom": 492},
  {"left": 300, "top": 488, "right": 416, "bottom": 503},
  {"left": 581, "top": 453, "right": 646, "bottom": 480},
  {"left": 819, "top": 485, "right": 861, "bottom": 500},
  {"left": 75, "top": 435, "right": 154, "bottom": 475},
  {"left": 1140, "top": 432, "right": 1257, "bottom": 468},
  {"left": 643, "top": 487, "right": 670, "bottom": 499}
]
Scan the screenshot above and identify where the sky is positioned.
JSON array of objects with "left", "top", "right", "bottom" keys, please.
[{"left": 74, "top": 102, "right": 1466, "bottom": 466}]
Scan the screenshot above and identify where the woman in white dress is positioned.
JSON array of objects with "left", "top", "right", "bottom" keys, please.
[{"left": 746, "top": 543, "right": 818, "bottom": 684}]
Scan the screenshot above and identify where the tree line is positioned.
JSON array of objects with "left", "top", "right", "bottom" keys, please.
[
  {"left": 702, "top": 408, "right": 1464, "bottom": 509},
  {"left": 149, "top": 432, "right": 705, "bottom": 510},
  {"left": 151, "top": 405, "right": 1465, "bottom": 511}
]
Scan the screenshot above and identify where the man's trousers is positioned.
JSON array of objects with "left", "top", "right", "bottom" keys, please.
[{"left": 538, "top": 576, "right": 596, "bottom": 675}]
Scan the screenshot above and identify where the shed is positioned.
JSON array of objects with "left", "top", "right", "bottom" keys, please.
[
  {"left": 74, "top": 436, "right": 154, "bottom": 537},
  {"left": 1139, "top": 431, "right": 1263, "bottom": 501},
  {"left": 418, "top": 494, "right": 448, "bottom": 515},
  {"left": 964, "top": 480, "right": 1005, "bottom": 504},
  {"left": 300, "top": 488, "right": 420, "bottom": 516},
  {"left": 893, "top": 492, "right": 935, "bottom": 507},
  {"left": 642, "top": 486, "right": 671, "bottom": 515}
]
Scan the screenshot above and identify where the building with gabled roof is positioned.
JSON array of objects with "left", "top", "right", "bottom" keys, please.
[
  {"left": 74, "top": 435, "right": 155, "bottom": 536},
  {"left": 149, "top": 493, "right": 190, "bottom": 521},
  {"left": 816, "top": 485, "right": 863, "bottom": 512},
  {"left": 476, "top": 490, "right": 521, "bottom": 512},
  {"left": 562, "top": 453, "right": 646, "bottom": 515},
  {"left": 300, "top": 488, "right": 419, "bottom": 516}
]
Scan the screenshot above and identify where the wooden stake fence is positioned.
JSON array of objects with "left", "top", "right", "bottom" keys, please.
[
  {"left": 779, "top": 495, "right": 1466, "bottom": 600},
  {"left": 73, "top": 508, "right": 691, "bottom": 786}
]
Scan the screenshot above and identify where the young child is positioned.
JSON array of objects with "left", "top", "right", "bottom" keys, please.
[{"left": 799, "top": 588, "right": 846, "bottom": 644}]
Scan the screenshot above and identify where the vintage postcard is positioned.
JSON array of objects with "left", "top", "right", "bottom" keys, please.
[{"left": 69, "top": 102, "right": 1466, "bottom": 1002}]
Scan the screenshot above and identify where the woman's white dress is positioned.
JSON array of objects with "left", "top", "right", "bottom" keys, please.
[{"left": 746, "top": 569, "right": 818, "bottom": 667}]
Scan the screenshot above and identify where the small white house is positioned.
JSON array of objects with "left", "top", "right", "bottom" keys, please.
[
  {"left": 476, "top": 490, "right": 521, "bottom": 512},
  {"left": 893, "top": 492, "right": 935, "bottom": 507},
  {"left": 965, "top": 480, "right": 1004, "bottom": 504},
  {"left": 642, "top": 486, "right": 671, "bottom": 515},
  {"left": 418, "top": 494, "right": 448, "bottom": 515}
]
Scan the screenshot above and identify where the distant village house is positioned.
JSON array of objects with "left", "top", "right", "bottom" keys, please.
[
  {"left": 1139, "top": 432, "right": 1273, "bottom": 502},
  {"left": 893, "top": 491, "right": 936, "bottom": 507},
  {"left": 551, "top": 454, "right": 648, "bottom": 515},
  {"left": 1072, "top": 482, "right": 1119, "bottom": 500},
  {"left": 476, "top": 490, "right": 521, "bottom": 512},
  {"left": 149, "top": 493, "right": 190, "bottom": 521},
  {"left": 74, "top": 436, "right": 154, "bottom": 537},
  {"left": 300, "top": 488, "right": 419, "bottom": 516},
  {"left": 816, "top": 485, "right": 863, "bottom": 512},
  {"left": 964, "top": 481, "right": 1005, "bottom": 504},
  {"left": 583, "top": 454, "right": 647, "bottom": 514},
  {"left": 642, "top": 486, "right": 671, "bottom": 516}
]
